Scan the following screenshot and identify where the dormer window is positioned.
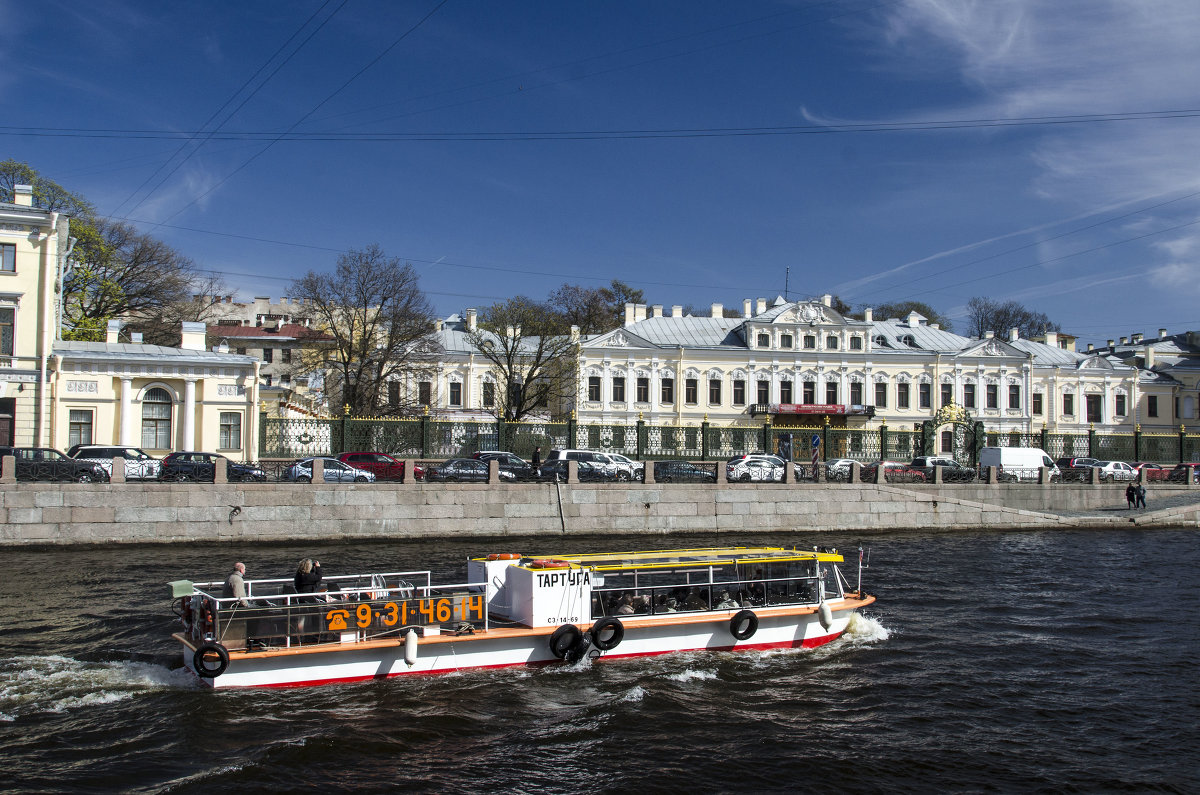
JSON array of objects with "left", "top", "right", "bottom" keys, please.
[
  {"left": 850, "top": 336, "right": 863, "bottom": 350},
  {"left": 803, "top": 335, "right": 816, "bottom": 349},
  {"left": 872, "top": 335, "right": 888, "bottom": 348},
  {"left": 826, "top": 335, "right": 839, "bottom": 350},
  {"left": 757, "top": 333, "right": 770, "bottom": 348},
  {"left": 901, "top": 335, "right": 916, "bottom": 347},
  {"left": 780, "top": 333, "right": 793, "bottom": 349}
]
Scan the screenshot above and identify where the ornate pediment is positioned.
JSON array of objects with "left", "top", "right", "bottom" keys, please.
[
  {"left": 1078, "top": 355, "right": 1114, "bottom": 371},
  {"left": 587, "top": 328, "right": 654, "bottom": 349},
  {"left": 959, "top": 337, "right": 1022, "bottom": 358},
  {"left": 774, "top": 302, "right": 841, "bottom": 325}
]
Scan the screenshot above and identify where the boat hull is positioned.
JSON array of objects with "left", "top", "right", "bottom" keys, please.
[{"left": 180, "top": 598, "right": 871, "bottom": 688}]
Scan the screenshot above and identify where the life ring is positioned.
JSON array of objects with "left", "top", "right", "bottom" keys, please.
[
  {"left": 200, "top": 597, "right": 217, "bottom": 638},
  {"left": 729, "top": 609, "right": 758, "bottom": 641},
  {"left": 590, "top": 617, "right": 624, "bottom": 651},
  {"left": 549, "top": 624, "right": 583, "bottom": 659},
  {"left": 529, "top": 559, "right": 570, "bottom": 569},
  {"left": 487, "top": 553, "right": 522, "bottom": 561},
  {"left": 193, "top": 641, "right": 229, "bottom": 678}
]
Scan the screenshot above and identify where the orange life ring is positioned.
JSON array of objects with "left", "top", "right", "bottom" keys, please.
[
  {"left": 530, "top": 559, "right": 570, "bottom": 569},
  {"left": 487, "top": 553, "right": 522, "bottom": 561},
  {"left": 200, "top": 597, "right": 217, "bottom": 637}
]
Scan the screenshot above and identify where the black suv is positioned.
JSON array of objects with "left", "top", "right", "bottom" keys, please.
[
  {"left": 472, "top": 451, "right": 538, "bottom": 480},
  {"left": 910, "top": 456, "right": 977, "bottom": 482},
  {"left": 0, "top": 447, "right": 109, "bottom": 482},
  {"left": 161, "top": 452, "right": 267, "bottom": 482}
]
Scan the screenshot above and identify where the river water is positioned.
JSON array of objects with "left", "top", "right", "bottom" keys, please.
[{"left": 1, "top": 527, "right": 1197, "bottom": 793}]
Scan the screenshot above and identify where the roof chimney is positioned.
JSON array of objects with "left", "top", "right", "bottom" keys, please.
[
  {"left": 743, "top": 299, "right": 753, "bottom": 318},
  {"left": 1009, "top": 327, "right": 1019, "bottom": 341},
  {"left": 570, "top": 325, "right": 580, "bottom": 343},
  {"left": 821, "top": 294, "right": 832, "bottom": 307},
  {"left": 180, "top": 321, "right": 205, "bottom": 351},
  {"left": 634, "top": 304, "right": 647, "bottom": 323},
  {"left": 435, "top": 319, "right": 444, "bottom": 332},
  {"left": 985, "top": 331, "right": 995, "bottom": 339},
  {"left": 624, "top": 303, "right": 636, "bottom": 326},
  {"left": 465, "top": 308, "right": 477, "bottom": 332},
  {"left": 930, "top": 323, "right": 940, "bottom": 330},
  {"left": 1131, "top": 332, "right": 1142, "bottom": 343},
  {"left": 1144, "top": 343, "right": 1155, "bottom": 369},
  {"left": 1159, "top": 328, "right": 1168, "bottom": 338},
  {"left": 756, "top": 298, "right": 766, "bottom": 315},
  {"left": 1086, "top": 343, "right": 1094, "bottom": 352},
  {"left": 907, "top": 312, "right": 921, "bottom": 328},
  {"left": 1107, "top": 339, "right": 1115, "bottom": 348},
  {"left": 863, "top": 308, "right": 873, "bottom": 323},
  {"left": 106, "top": 319, "right": 122, "bottom": 344},
  {"left": 1044, "top": 331, "right": 1058, "bottom": 347},
  {"left": 12, "top": 184, "right": 33, "bottom": 207},
  {"left": 651, "top": 304, "right": 663, "bottom": 318},
  {"left": 1119, "top": 336, "right": 1128, "bottom": 345},
  {"left": 672, "top": 305, "right": 683, "bottom": 317},
  {"left": 711, "top": 303, "right": 723, "bottom": 318}
]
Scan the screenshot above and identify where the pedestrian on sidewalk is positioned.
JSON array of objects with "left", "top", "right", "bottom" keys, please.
[
  {"left": 1125, "top": 483, "right": 1136, "bottom": 509},
  {"left": 1136, "top": 483, "right": 1147, "bottom": 509}
]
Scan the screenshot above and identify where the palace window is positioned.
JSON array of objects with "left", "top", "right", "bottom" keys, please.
[
  {"left": 636, "top": 377, "right": 649, "bottom": 403},
  {"left": 661, "top": 378, "right": 674, "bottom": 403},
  {"left": 685, "top": 378, "right": 698, "bottom": 404},
  {"left": 825, "top": 381, "right": 838, "bottom": 404},
  {"left": 0, "top": 307, "right": 12, "bottom": 355},
  {"left": 850, "top": 382, "right": 863, "bottom": 404},
  {"left": 826, "top": 335, "right": 839, "bottom": 350},
  {"left": 68, "top": 409, "right": 93, "bottom": 448},
  {"left": 963, "top": 383, "right": 976, "bottom": 409},
  {"left": 418, "top": 381, "right": 431, "bottom": 406},
  {"left": 1148, "top": 395, "right": 1158, "bottom": 417},
  {"left": 0, "top": 243, "right": 14, "bottom": 272},
  {"left": 236, "top": 347, "right": 246, "bottom": 356},
  {"left": 588, "top": 376, "right": 601, "bottom": 401},
  {"left": 708, "top": 378, "right": 721, "bottom": 404},
  {"left": 282, "top": 348, "right": 292, "bottom": 364},
  {"left": 1063, "top": 393, "right": 1074, "bottom": 416},
  {"left": 850, "top": 336, "right": 863, "bottom": 350},
  {"left": 898, "top": 383, "right": 910, "bottom": 409},
  {"left": 612, "top": 377, "right": 625, "bottom": 403},
  {"left": 388, "top": 382, "right": 400, "bottom": 406},
  {"left": 219, "top": 412, "right": 242, "bottom": 449},
  {"left": 986, "top": 384, "right": 998, "bottom": 409},
  {"left": 780, "top": 380, "right": 793, "bottom": 403},
  {"left": 780, "top": 334, "right": 793, "bottom": 349},
  {"left": 1032, "top": 392, "right": 1043, "bottom": 415},
  {"left": 141, "top": 388, "right": 172, "bottom": 450},
  {"left": 449, "top": 382, "right": 462, "bottom": 406},
  {"left": 1115, "top": 393, "right": 1126, "bottom": 416},
  {"left": 1086, "top": 394, "right": 1102, "bottom": 423},
  {"left": 263, "top": 348, "right": 273, "bottom": 363},
  {"left": 483, "top": 382, "right": 495, "bottom": 407},
  {"left": 803, "top": 335, "right": 816, "bottom": 349},
  {"left": 940, "top": 384, "right": 952, "bottom": 407},
  {"left": 757, "top": 333, "right": 769, "bottom": 348},
  {"left": 803, "top": 380, "right": 815, "bottom": 404},
  {"left": 918, "top": 383, "right": 931, "bottom": 409},
  {"left": 874, "top": 382, "right": 887, "bottom": 407},
  {"left": 757, "top": 380, "right": 769, "bottom": 404},
  {"left": 732, "top": 379, "right": 746, "bottom": 406},
  {"left": 1008, "top": 385, "right": 1021, "bottom": 409}
]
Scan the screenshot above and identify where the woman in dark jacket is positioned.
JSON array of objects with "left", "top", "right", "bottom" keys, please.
[{"left": 295, "top": 558, "right": 323, "bottom": 595}]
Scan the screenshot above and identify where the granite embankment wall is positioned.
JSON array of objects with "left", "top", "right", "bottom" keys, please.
[{"left": 1, "top": 480, "right": 1196, "bottom": 546}]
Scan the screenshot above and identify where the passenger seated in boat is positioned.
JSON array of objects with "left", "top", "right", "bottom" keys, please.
[
  {"left": 631, "top": 595, "right": 650, "bottom": 614},
  {"left": 616, "top": 595, "right": 635, "bottom": 615},
  {"left": 294, "top": 558, "right": 323, "bottom": 603},
  {"left": 716, "top": 591, "right": 739, "bottom": 609},
  {"left": 683, "top": 591, "right": 707, "bottom": 611},
  {"left": 748, "top": 568, "right": 766, "bottom": 605}
]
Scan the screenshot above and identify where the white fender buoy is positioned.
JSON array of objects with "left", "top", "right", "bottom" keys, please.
[
  {"left": 818, "top": 602, "right": 834, "bottom": 630},
  {"left": 404, "top": 629, "right": 419, "bottom": 666}
]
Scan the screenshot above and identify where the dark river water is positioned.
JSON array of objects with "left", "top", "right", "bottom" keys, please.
[{"left": 1, "top": 527, "right": 1197, "bottom": 793}]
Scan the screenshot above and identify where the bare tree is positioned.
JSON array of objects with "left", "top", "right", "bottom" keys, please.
[
  {"left": 467, "top": 296, "right": 577, "bottom": 420},
  {"left": 290, "top": 245, "right": 440, "bottom": 415},
  {"left": 546, "top": 279, "right": 648, "bottom": 334},
  {"left": 874, "top": 300, "right": 954, "bottom": 332},
  {"left": 965, "top": 296, "right": 1058, "bottom": 339}
]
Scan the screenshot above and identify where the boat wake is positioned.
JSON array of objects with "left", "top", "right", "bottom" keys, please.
[
  {"left": 842, "top": 612, "right": 891, "bottom": 645},
  {"left": 0, "top": 654, "right": 197, "bottom": 722}
]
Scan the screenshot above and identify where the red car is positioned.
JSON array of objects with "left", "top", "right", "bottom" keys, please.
[
  {"left": 1131, "top": 462, "right": 1170, "bottom": 481},
  {"left": 859, "top": 461, "right": 927, "bottom": 483},
  {"left": 336, "top": 452, "right": 423, "bottom": 482}
]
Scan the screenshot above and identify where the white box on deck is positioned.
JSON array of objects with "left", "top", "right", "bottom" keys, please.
[{"left": 504, "top": 565, "right": 592, "bottom": 627}]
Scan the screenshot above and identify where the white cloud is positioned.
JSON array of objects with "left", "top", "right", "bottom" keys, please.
[{"left": 1148, "top": 261, "right": 1200, "bottom": 294}]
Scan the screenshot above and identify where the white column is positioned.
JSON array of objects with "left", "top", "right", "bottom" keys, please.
[
  {"left": 120, "top": 378, "right": 134, "bottom": 446},
  {"left": 183, "top": 379, "right": 196, "bottom": 451}
]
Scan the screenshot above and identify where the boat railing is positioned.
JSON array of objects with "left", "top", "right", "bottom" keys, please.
[
  {"left": 590, "top": 574, "right": 825, "bottom": 620},
  {"left": 186, "top": 572, "right": 489, "bottom": 651}
]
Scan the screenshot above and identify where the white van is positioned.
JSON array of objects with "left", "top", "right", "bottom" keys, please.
[{"left": 978, "top": 447, "right": 1060, "bottom": 482}]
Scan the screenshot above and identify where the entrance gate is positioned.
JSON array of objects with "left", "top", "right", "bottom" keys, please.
[{"left": 921, "top": 404, "right": 984, "bottom": 466}]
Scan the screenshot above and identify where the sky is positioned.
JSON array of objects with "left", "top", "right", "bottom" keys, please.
[{"left": 4, "top": 0, "right": 1200, "bottom": 346}]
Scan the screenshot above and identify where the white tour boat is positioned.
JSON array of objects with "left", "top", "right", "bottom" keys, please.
[{"left": 169, "top": 545, "right": 875, "bottom": 688}]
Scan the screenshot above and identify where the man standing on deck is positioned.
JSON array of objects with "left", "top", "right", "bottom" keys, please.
[
  {"left": 223, "top": 562, "right": 250, "bottom": 607},
  {"left": 1136, "top": 483, "right": 1147, "bottom": 509}
]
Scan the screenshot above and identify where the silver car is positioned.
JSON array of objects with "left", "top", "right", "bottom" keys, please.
[
  {"left": 67, "top": 444, "right": 162, "bottom": 481},
  {"left": 286, "top": 458, "right": 376, "bottom": 483}
]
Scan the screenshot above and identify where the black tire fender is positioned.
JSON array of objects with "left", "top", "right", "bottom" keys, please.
[
  {"left": 193, "top": 641, "right": 229, "bottom": 678},
  {"left": 590, "top": 617, "right": 624, "bottom": 651},
  {"left": 729, "top": 609, "right": 758, "bottom": 641},
  {"left": 549, "top": 624, "right": 583, "bottom": 659}
]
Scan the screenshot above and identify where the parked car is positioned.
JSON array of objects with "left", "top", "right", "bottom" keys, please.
[
  {"left": 426, "top": 458, "right": 515, "bottom": 483},
  {"left": 472, "top": 451, "right": 537, "bottom": 479},
  {"left": 285, "top": 458, "right": 376, "bottom": 483},
  {"left": 978, "top": 447, "right": 1059, "bottom": 482},
  {"left": 1055, "top": 457, "right": 1100, "bottom": 469},
  {"left": 543, "top": 449, "right": 633, "bottom": 480},
  {"left": 1167, "top": 463, "right": 1200, "bottom": 484},
  {"left": 1131, "top": 462, "right": 1170, "bottom": 481},
  {"left": 595, "top": 452, "right": 644, "bottom": 482},
  {"left": 726, "top": 454, "right": 786, "bottom": 483},
  {"left": 1053, "top": 456, "right": 1101, "bottom": 482},
  {"left": 824, "top": 458, "right": 857, "bottom": 482},
  {"left": 337, "top": 452, "right": 419, "bottom": 482},
  {"left": 161, "top": 452, "right": 266, "bottom": 482},
  {"left": 537, "top": 459, "right": 614, "bottom": 482},
  {"left": 1093, "top": 460, "right": 1137, "bottom": 483},
  {"left": 859, "top": 460, "right": 927, "bottom": 483},
  {"left": 67, "top": 444, "right": 162, "bottom": 480},
  {"left": 0, "top": 446, "right": 108, "bottom": 482},
  {"left": 653, "top": 460, "right": 717, "bottom": 483},
  {"left": 910, "top": 456, "right": 977, "bottom": 482}
]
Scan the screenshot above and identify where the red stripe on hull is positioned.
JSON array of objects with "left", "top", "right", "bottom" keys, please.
[{"left": 205, "top": 629, "right": 845, "bottom": 689}]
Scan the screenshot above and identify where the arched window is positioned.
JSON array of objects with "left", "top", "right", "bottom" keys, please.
[{"left": 141, "top": 387, "right": 172, "bottom": 449}]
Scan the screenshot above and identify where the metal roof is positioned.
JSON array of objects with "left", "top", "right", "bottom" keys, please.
[{"left": 55, "top": 340, "right": 257, "bottom": 365}]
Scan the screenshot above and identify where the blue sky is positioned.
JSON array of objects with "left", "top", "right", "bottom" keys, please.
[{"left": 5, "top": 1, "right": 1199, "bottom": 345}]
